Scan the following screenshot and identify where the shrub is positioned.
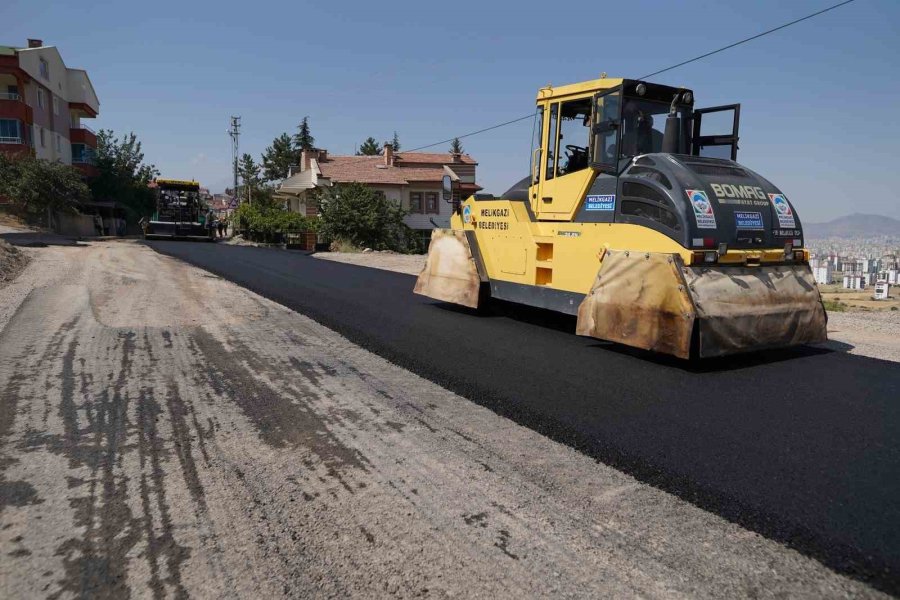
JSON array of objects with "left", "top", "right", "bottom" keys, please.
[
  {"left": 822, "top": 299, "right": 847, "bottom": 312},
  {"left": 317, "top": 183, "right": 420, "bottom": 253},
  {"left": 0, "top": 152, "right": 89, "bottom": 216},
  {"left": 232, "top": 202, "right": 315, "bottom": 242}
]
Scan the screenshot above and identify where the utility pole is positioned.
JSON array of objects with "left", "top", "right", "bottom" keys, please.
[{"left": 228, "top": 116, "right": 241, "bottom": 203}]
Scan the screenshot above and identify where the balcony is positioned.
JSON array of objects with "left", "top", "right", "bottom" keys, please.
[
  {"left": 72, "top": 155, "right": 99, "bottom": 177},
  {"left": 73, "top": 164, "right": 99, "bottom": 178},
  {"left": 70, "top": 124, "right": 97, "bottom": 148},
  {"left": 0, "top": 92, "right": 32, "bottom": 123},
  {"left": 0, "top": 133, "right": 30, "bottom": 156}
]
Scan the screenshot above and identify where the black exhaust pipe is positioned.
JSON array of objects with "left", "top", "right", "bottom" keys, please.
[
  {"left": 662, "top": 113, "right": 681, "bottom": 154},
  {"left": 662, "top": 92, "right": 685, "bottom": 154}
]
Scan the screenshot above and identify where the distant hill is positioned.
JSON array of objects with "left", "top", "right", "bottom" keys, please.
[{"left": 804, "top": 213, "right": 900, "bottom": 238}]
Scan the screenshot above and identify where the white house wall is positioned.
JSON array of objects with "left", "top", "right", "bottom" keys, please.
[
  {"left": 66, "top": 69, "right": 100, "bottom": 111},
  {"left": 402, "top": 186, "right": 450, "bottom": 230}
]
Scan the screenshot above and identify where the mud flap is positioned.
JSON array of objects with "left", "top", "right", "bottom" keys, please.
[
  {"left": 683, "top": 263, "right": 827, "bottom": 358},
  {"left": 576, "top": 250, "right": 828, "bottom": 359},
  {"left": 576, "top": 250, "right": 696, "bottom": 359},
  {"left": 414, "top": 229, "right": 484, "bottom": 309}
]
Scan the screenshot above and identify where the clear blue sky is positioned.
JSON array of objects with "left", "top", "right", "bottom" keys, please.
[{"left": 4, "top": 0, "right": 898, "bottom": 221}]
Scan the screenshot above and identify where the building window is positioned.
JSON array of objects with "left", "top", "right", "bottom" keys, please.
[
  {"left": 56, "top": 134, "right": 61, "bottom": 152},
  {"left": 425, "top": 192, "right": 439, "bottom": 214},
  {"left": 52, "top": 96, "right": 59, "bottom": 115},
  {"left": 409, "top": 192, "right": 424, "bottom": 213},
  {"left": 39, "top": 127, "right": 45, "bottom": 147},
  {"left": 37, "top": 88, "right": 45, "bottom": 109},
  {"left": 0, "top": 119, "right": 21, "bottom": 143},
  {"left": 39, "top": 58, "right": 49, "bottom": 79}
]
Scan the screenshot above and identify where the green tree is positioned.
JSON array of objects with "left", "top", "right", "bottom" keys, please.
[
  {"left": 238, "top": 153, "right": 260, "bottom": 186},
  {"left": 90, "top": 129, "right": 159, "bottom": 223},
  {"left": 391, "top": 131, "right": 401, "bottom": 151},
  {"left": 0, "top": 152, "right": 89, "bottom": 216},
  {"left": 294, "top": 116, "right": 315, "bottom": 151},
  {"left": 94, "top": 130, "right": 158, "bottom": 185},
  {"left": 357, "top": 137, "right": 381, "bottom": 156},
  {"left": 261, "top": 133, "right": 296, "bottom": 182},
  {"left": 450, "top": 137, "right": 464, "bottom": 154},
  {"left": 237, "top": 153, "right": 262, "bottom": 202},
  {"left": 318, "top": 182, "right": 420, "bottom": 252}
]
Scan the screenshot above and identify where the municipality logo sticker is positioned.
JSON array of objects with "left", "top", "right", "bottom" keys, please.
[
  {"left": 462, "top": 204, "right": 472, "bottom": 224},
  {"left": 686, "top": 189, "right": 717, "bottom": 229},
  {"left": 768, "top": 193, "right": 796, "bottom": 228},
  {"left": 585, "top": 194, "right": 615, "bottom": 211}
]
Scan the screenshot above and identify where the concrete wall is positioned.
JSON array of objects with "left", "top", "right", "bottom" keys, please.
[
  {"left": 66, "top": 69, "right": 100, "bottom": 112},
  {"left": 24, "top": 80, "right": 70, "bottom": 163},
  {"left": 17, "top": 46, "right": 90, "bottom": 166},
  {"left": 17, "top": 47, "right": 68, "bottom": 101},
  {"left": 53, "top": 212, "right": 95, "bottom": 237}
]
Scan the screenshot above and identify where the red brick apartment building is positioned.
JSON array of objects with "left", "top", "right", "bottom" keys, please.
[{"left": 0, "top": 39, "right": 101, "bottom": 177}]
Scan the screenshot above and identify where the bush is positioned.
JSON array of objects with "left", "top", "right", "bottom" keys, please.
[
  {"left": 317, "top": 183, "right": 421, "bottom": 253},
  {"left": 232, "top": 202, "right": 316, "bottom": 243},
  {"left": 822, "top": 299, "right": 847, "bottom": 312},
  {"left": 0, "top": 152, "right": 89, "bottom": 216}
]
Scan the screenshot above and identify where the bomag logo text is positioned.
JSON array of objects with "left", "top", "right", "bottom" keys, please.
[
  {"left": 480, "top": 208, "right": 510, "bottom": 218},
  {"left": 710, "top": 183, "right": 767, "bottom": 201}
]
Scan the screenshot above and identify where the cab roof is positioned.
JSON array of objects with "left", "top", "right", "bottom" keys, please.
[{"left": 536, "top": 76, "right": 624, "bottom": 101}]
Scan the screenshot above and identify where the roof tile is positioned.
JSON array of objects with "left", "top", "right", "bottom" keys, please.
[{"left": 317, "top": 152, "right": 474, "bottom": 185}]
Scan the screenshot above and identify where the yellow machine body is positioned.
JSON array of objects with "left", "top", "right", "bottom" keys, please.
[{"left": 414, "top": 76, "right": 828, "bottom": 358}]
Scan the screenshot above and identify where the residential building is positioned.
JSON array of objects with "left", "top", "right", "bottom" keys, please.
[
  {"left": 842, "top": 274, "right": 864, "bottom": 290},
  {"left": 813, "top": 262, "right": 833, "bottom": 285},
  {"left": 874, "top": 280, "right": 890, "bottom": 300},
  {"left": 276, "top": 143, "right": 479, "bottom": 245},
  {"left": 209, "top": 194, "right": 234, "bottom": 219},
  {"left": 0, "top": 39, "right": 100, "bottom": 176}
]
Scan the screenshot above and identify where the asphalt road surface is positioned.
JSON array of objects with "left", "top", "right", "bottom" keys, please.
[
  {"left": 148, "top": 240, "right": 900, "bottom": 594},
  {"left": 7, "top": 239, "right": 888, "bottom": 598}
]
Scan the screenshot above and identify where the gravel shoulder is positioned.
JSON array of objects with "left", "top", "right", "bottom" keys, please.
[
  {"left": 0, "top": 239, "right": 29, "bottom": 289},
  {"left": 0, "top": 240, "right": 887, "bottom": 598},
  {"left": 313, "top": 251, "right": 426, "bottom": 276},
  {"left": 313, "top": 251, "right": 900, "bottom": 363}
]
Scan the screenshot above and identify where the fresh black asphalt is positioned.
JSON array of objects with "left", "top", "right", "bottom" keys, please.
[{"left": 148, "top": 241, "right": 900, "bottom": 593}]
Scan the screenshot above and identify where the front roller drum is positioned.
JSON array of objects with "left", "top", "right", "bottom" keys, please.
[
  {"left": 576, "top": 250, "right": 828, "bottom": 359},
  {"left": 414, "top": 229, "right": 484, "bottom": 309}
]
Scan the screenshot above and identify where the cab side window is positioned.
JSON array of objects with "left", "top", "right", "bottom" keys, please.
[
  {"left": 591, "top": 90, "right": 621, "bottom": 171},
  {"left": 555, "top": 98, "right": 592, "bottom": 176},
  {"left": 545, "top": 104, "right": 558, "bottom": 180}
]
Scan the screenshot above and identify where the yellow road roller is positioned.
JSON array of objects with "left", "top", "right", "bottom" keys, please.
[{"left": 415, "top": 76, "right": 827, "bottom": 358}]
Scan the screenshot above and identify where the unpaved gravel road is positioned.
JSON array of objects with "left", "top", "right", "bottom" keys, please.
[{"left": 0, "top": 240, "right": 887, "bottom": 598}]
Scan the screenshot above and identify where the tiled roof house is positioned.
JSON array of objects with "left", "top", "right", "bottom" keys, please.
[{"left": 276, "top": 143, "right": 480, "bottom": 242}]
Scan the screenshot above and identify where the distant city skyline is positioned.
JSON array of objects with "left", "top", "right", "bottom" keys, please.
[{"left": 3, "top": 0, "right": 899, "bottom": 221}]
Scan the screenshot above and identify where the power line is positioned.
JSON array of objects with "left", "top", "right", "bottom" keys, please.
[
  {"left": 407, "top": 0, "right": 858, "bottom": 153},
  {"left": 407, "top": 113, "right": 536, "bottom": 152},
  {"left": 639, "top": 0, "right": 858, "bottom": 80}
]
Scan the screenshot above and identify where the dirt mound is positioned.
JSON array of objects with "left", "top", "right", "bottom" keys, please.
[{"left": 0, "top": 239, "right": 29, "bottom": 286}]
